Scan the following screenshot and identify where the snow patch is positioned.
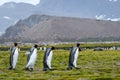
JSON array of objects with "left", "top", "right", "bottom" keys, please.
[
  {"left": 107, "top": 18, "right": 120, "bottom": 21},
  {"left": 3, "top": 16, "right": 11, "bottom": 20},
  {"left": 0, "top": 32, "right": 4, "bottom": 36},
  {"left": 95, "top": 15, "right": 120, "bottom": 21},
  {"left": 108, "top": 0, "right": 118, "bottom": 2},
  {"left": 95, "top": 15, "right": 106, "bottom": 20}
]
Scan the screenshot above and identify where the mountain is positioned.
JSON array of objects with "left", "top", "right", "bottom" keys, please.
[
  {"left": 0, "top": 0, "right": 120, "bottom": 35},
  {"left": 2, "top": 15, "right": 120, "bottom": 42},
  {"left": 0, "top": 2, "right": 36, "bottom": 35}
]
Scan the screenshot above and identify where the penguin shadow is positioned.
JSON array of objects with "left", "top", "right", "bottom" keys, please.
[
  {"left": 62, "top": 67, "right": 81, "bottom": 71},
  {"left": 50, "top": 68, "right": 57, "bottom": 71},
  {"left": 21, "top": 68, "right": 37, "bottom": 72},
  {"left": 8, "top": 67, "right": 16, "bottom": 71},
  {"left": 41, "top": 67, "right": 81, "bottom": 72},
  {"left": 23, "top": 68, "right": 56, "bottom": 72},
  {"left": 42, "top": 68, "right": 57, "bottom": 72},
  {"left": 23, "top": 69, "right": 37, "bottom": 73}
]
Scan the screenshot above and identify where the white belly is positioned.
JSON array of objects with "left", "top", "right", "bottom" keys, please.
[
  {"left": 26, "top": 49, "right": 37, "bottom": 68},
  {"left": 46, "top": 51, "right": 53, "bottom": 69},
  {"left": 73, "top": 48, "right": 79, "bottom": 67},
  {"left": 13, "top": 48, "right": 19, "bottom": 68}
]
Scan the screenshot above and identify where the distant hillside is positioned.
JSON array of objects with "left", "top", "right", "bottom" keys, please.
[
  {"left": 2, "top": 15, "right": 120, "bottom": 42},
  {"left": 0, "top": 2, "right": 36, "bottom": 34}
]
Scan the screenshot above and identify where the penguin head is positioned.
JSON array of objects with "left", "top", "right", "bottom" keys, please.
[
  {"left": 51, "top": 46, "right": 55, "bottom": 50},
  {"left": 76, "top": 43, "right": 80, "bottom": 47},
  {"left": 34, "top": 44, "right": 38, "bottom": 48},
  {"left": 14, "top": 43, "right": 18, "bottom": 47}
]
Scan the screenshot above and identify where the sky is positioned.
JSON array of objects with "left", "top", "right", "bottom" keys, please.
[{"left": 0, "top": 0, "right": 40, "bottom": 5}]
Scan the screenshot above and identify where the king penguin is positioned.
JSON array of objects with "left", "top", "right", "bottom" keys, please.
[
  {"left": 25, "top": 44, "right": 38, "bottom": 71},
  {"left": 9, "top": 43, "right": 19, "bottom": 70},
  {"left": 68, "top": 43, "right": 80, "bottom": 70},
  {"left": 43, "top": 46, "right": 55, "bottom": 71}
]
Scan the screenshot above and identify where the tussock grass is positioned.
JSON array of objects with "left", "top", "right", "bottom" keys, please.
[{"left": 0, "top": 50, "right": 120, "bottom": 80}]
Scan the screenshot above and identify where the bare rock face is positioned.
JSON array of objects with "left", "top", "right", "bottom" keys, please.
[{"left": 2, "top": 15, "right": 120, "bottom": 42}]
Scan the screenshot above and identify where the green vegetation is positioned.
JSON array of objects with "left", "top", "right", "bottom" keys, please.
[
  {"left": 0, "top": 49, "right": 120, "bottom": 80},
  {"left": 78, "top": 37, "right": 120, "bottom": 42},
  {"left": 54, "top": 43, "right": 120, "bottom": 49},
  {"left": 54, "top": 43, "right": 120, "bottom": 47},
  {"left": 1, "top": 43, "right": 120, "bottom": 51},
  {"left": 48, "top": 37, "right": 120, "bottom": 42}
]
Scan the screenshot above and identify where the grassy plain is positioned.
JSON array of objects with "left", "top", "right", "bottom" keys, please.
[{"left": 0, "top": 49, "right": 120, "bottom": 80}]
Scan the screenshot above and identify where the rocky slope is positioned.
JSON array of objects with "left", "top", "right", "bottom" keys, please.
[{"left": 2, "top": 15, "right": 120, "bottom": 42}]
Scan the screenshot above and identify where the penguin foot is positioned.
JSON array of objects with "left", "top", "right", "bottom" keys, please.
[
  {"left": 30, "top": 68, "right": 34, "bottom": 71},
  {"left": 67, "top": 67, "right": 72, "bottom": 70},
  {"left": 43, "top": 68, "right": 49, "bottom": 71},
  {"left": 49, "top": 68, "right": 56, "bottom": 71},
  {"left": 75, "top": 67, "right": 81, "bottom": 69},
  {"left": 13, "top": 68, "right": 16, "bottom": 70},
  {"left": 8, "top": 67, "right": 13, "bottom": 70},
  {"left": 25, "top": 68, "right": 29, "bottom": 71}
]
